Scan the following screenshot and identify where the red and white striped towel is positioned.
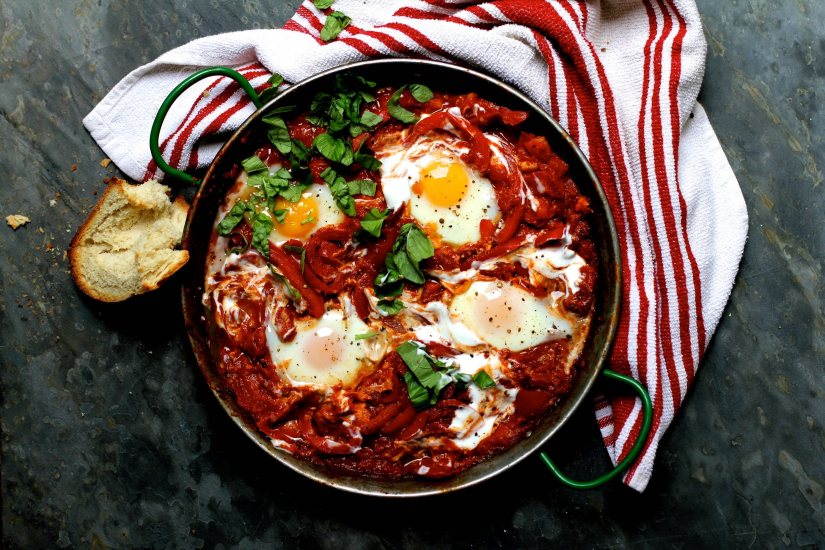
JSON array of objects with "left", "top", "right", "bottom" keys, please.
[{"left": 83, "top": 0, "right": 748, "bottom": 491}]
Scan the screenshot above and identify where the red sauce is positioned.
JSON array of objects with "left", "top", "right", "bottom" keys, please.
[{"left": 205, "top": 86, "right": 596, "bottom": 480}]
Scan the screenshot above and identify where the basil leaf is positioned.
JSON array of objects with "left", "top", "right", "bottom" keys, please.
[
  {"left": 279, "top": 184, "right": 307, "bottom": 203},
  {"left": 409, "top": 83, "right": 434, "bottom": 103},
  {"left": 320, "top": 11, "right": 351, "bottom": 42},
  {"left": 262, "top": 107, "right": 294, "bottom": 126},
  {"left": 374, "top": 222, "right": 433, "bottom": 294},
  {"left": 319, "top": 166, "right": 337, "bottom": 185},
  {"left": 216, "top": 201, "right": 248, "bottom": 236},
  {"left": 242, "top": 155, "right": 268, "bottom": 174},
  {"left": 347, "top": 179, "right": 377, "bottom": 197},
  {"left": 348, "top": 123, "right": 366, "bottom": 138},
  {"left": 472, "top": 370, "right": 496, "bottom": 389},
  {"left": 259, "top": 74, "right": 286, "bottom": 103},
  {"left": 359, "top": 207, "right": 391, "bottom": 238},
  {"left": 268, "top": 73, "right": 285, "bottom": 88},
  {"left": 339, "top": 142, "right": 355, "bottom": 166},
  {"left": 266, "top": 105, "right": 295, "bottom": 116},
  {"left": 283, "top": 244, "right": 306, "bottom": 272},
  {"left": 264, "top": 116, "right": 292, "bottom": 154},
  {"left": 359, "top": 110, "right": 383, "bottom": 128},
  {"left": 392, "top": 249, "right": 423, "bottom": 284},
  {"left": 268, "top": 265, "right": 301, "bottom": 301},
  {"left": 354, "top": 151, "right": 381, "bottom": 171},
  {"left": 355, "top": 331, "right": 380, "bottom": 340},
  {"left": 272, "top": 208, "right": 287, "bottom": 224},
  {"left": 290, "top": 139, "right": 310, "bottom": 166},
  {"left": 403, "top": 371, "right": 431, "bottom": 408},
  {"left": 377, "top": 299, "right": 404, "bottom": 315},
  {"left": 262, "top": 176, "right": 289, "bottom": 199},
  {"left": 273, "top": 167, "right": 292, "bottom": 179},
  {"left": 397, "top": 341, "right": 453, "bottom": 408},
  {"left": 405, "top": 224, "right": 435, "bottom": 264},
  {"left": 313, "top": 133, "right": 347, "bottom": 163},
  {"left": 387, "top": 86, "right": 417, "bottom": 124},
  {"left": 314, "top": 0, "right": 335, "bottom": 9},
  {"left": 250, "top": 212, "right": 273, "bottom": 256},
  {"left": 301, "top": 215, "right": 316, "bottom": 225}
]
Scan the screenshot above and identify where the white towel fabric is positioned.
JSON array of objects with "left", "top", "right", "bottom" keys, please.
[{"left": 83, "top": 0, "right": 748, "bottom": 492}]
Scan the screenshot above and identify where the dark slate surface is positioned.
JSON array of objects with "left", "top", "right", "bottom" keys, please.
[{"left": 1, "top": 1, "right": 823, "bottom": 547}]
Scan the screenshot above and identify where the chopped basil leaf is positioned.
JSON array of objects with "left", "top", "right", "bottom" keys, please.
[
  {"left": 409, "top": 83, "right": 434, "bottom": 103},
  {"left": 268, "top": 264, "right": 301, "bottom": 301},
  {"left": 313, "top": 133, "right": 348, "bottom": 163},
  {"left": 262, "top": 175, "right": 289, "bottom": 199},
  {"left": 301, "top": 215, "right": 316, "bottom": 225},
  {"left": 266, "top": 105, "right": 296, "bottom": 116},
  {"left": 314, "top": 0, "right": 335, "bottom": 9},
  {"left": 320, "top": 11, "right": 351, "bottom": 42},
  {"left": 319, "top": 166, "right": 337, "bottom": 185},
  {"left": 242, "top": 155, "right": 268, "bottom": 174},
  {"left": 259, "top": 74, "right": 286, "bottom": 103},
  {"left": 354, "top": 150, "right": 381, "bottom": 171},
  {"left": 403, "top": 371, "right": 430, "bottom": 409},
  {"left": 264, "top": 116, "right": 292, "bottom": 154},
  {"left": 283, "top": 244, "right": 306, "bottom": 272},
  {"left": 250, "top": 212, "right": 273, "bottom": 256},
  {"left": 216, "top": 200, "right": 248, "bottom": 236},
  {"left": 397, "top": 341, "right": 453, "bottom": 408},
  {"left": 347, "top": 179, "right": 377, "bottom": 197},
  {"left": 262, "top": 106, "right": 295, "bottom": 125},
  {"left": 355, "top": 331, "right": 380, "bottom": 340},
  {"left": 359, "top": 207, "right": 391, "bottom": 238},
  {"left": 359, "top": 110, "right": 383, "bottom": 128},
  {"left": 404, "top": 223, "right": 435, "bottom": 264},
  {"left": 387, "top": 86, "right": 417, "bottom": 124},
  {"left": 272, "top": 208, "right": 287, "bottom": 224},
  {"left": 329, "top": 177, "right": 356, "bottom": 216},
  {"left": 279, "top": 183, "right": 308, "bottom": 203},
  {"left": 472, "top": 370, "right": 496, "bottom": 389},
  {"left": 290, "top": 139, "right": 310, "bottom": 166},
  {"left": 377, "top": 299, "right": 404, "bottom": 315}
]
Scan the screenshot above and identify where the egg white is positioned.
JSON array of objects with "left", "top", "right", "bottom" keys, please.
[
  {"left": 266, "top": 306, "right": 386, "bottom": 389},
  {"left": 376, "top": 134, "right": 500, "bottom": 246}
]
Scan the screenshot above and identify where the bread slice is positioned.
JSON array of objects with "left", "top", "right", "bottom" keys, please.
[{"left": 69, "top": 178, "right": 189, "bottom": 302}]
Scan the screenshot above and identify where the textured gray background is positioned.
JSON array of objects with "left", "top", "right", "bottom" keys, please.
[{"left": 1, "top": 0, "right": 823, "bottom": 548}]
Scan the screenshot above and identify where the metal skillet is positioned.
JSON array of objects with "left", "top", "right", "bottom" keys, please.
[{"left": 151, "top": 59, "right": 652, "bottom": 497}]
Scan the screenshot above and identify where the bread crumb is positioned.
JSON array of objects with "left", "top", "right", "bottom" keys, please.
[
  {"left": 6, "top": 214, "right": 31, "bottom": 230},
  {"left": 100, "top": 158, "right": 111, "bottom": 168}
]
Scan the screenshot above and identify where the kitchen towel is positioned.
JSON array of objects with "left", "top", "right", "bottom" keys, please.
[{"left": 83, "top": 0, "right": 748, "bottom": 491}]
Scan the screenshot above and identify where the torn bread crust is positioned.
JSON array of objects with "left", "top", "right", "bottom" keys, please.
[
  {"left": 6, "top": 214, "right": 31, "bottom": 230},
  {"left": 69, "top": 178, "right": 189, "bottom": 302}
]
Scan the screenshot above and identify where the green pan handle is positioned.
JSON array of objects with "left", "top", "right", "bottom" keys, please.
[
  {"left": 149, "top": 67, "right": 264, "bottom": 185},
  {"left": 540, "top": 368, "right": 653, "bottom": 489}
]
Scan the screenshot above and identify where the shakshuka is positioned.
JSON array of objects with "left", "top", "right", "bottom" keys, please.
[{"left": 203, "top": 74, "right": 597, "bottom": 479}]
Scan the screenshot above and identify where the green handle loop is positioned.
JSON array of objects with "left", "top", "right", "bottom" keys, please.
[
  {"left": 149, "top": 67, "right": 264, "bottom": 185},
  {"left": 540, "top": 368, "right": 653, "bottom": 489}
]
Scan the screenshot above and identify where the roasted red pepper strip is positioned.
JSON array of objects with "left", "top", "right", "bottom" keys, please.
[
  {"left": 298, "top": 410, "right": 360, "bottom": 455},
  {"left": 268, "top": 244, "right": 325, "bottom": 318},
  {"left": 494, "top": 203, "right": 524, "bottom": 244},
  {"left": 406, "top": 111, "right": 492, "bottom": 171}
]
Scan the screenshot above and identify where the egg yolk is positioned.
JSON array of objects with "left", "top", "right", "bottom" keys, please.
[
  {"left": 303, "top": 326, "right": 344, "bottom": 369},
  {"left": 414, "top": 161, "right": 470, "bottom": 207},
  {"left": 274, "top": 194, "right": 319, "bottom": 238}
]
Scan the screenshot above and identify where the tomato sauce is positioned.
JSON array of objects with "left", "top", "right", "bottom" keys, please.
[{"left": 204, "top": 86, "right": 597, "bottom": 480}]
